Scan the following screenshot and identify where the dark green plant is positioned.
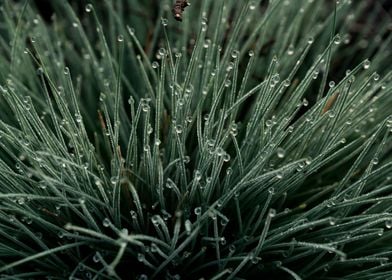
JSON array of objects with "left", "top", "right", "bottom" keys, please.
[{"left": 0, "top": 0, "right": 391, "bottom": 279}]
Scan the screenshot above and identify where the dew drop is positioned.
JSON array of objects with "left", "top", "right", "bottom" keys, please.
[
  {"left": 363, "top": 59, "right": 371, "bottom": 69},
  {"left": 117, "top": 35, "right": 124, "bottom": 42},
  {"left": 151, "top": 61, "right": 159, "bottom": 69},
  {"left": 287, "top": 44, "right": 294, "bottom": 56},
  {"left": 137, "top": 253, "right": 145, "bottom": 262},
  {"left": 158, "top": 48, "right": 166, "bottom": 56},
  {"left": 17, "top": 197, "right": 25, "bottom": 205},
  {"left": 276, "top": 147, "right": 286, "bottom": 158},
  {"left": 175, "top": 125, "right": 183, "bottom": 134},
  {"left": 194, "top": 207, "right": 202, "bottom": 216},
  {"left": 185, "top": 219, "right": 192, "bottom": 234},
  {"left": 329, "top": 217, "right": 337, "bottom": 225},
  {"left": 269, "top": 209, "right": 276, "bottom": 217},
  {"left": 333, "top": 34, "right": 341, "bottom": 45},
  {"left": 231, "top": 50, "right": 239, "bottom": 59},
  {"left": 385, "top": 220, "right": 392, "bottom": 229},
  {"left": 151, "top": 215, "right": 160, "bottom": 225},
  {"left": 102, "top": 218, "right": 111, "bottom": 227},
  {"left": 37, "top": 67, "right": 44, "bottom": 75},
  {"left": 85, "top": 4, "right": 93, "bottom": 13},
  {"left": 161, "top": 18, "right": 168, "bottom": 26},
  {"left": 327, "top": 110, "right": 336, "bottom": 118},
  {"left": 194, "top": 170, "right": 202, "bottom": 181}
]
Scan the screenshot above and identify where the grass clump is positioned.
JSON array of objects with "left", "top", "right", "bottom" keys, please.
[{"left": 0, "top": 0, "right": 391, "bottom": 279}]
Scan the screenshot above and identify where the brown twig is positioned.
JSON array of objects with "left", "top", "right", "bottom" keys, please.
[
  {"left": 172, "top": 0, "right": 190, "bottom": 22},
  {"left": 322, "top": 93, "right": 339, "bottom": 114}
]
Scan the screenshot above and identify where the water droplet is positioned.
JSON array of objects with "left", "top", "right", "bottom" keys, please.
[
  {"left": 312, "top": 70, "right": 319, "bottom": 79},
  {"left": 137, "top": 253, "right": 145, "bottom": 262},
  {"left": 327, "top": 110, "right": 336, "bottom": 118},
  {"left": 128, "top": 27, "right": 135, "bottom": 36},
  {"left": 166, "top": 179, "right": 175, "bottom": 189},
  {"left": 194, "top": 207, "right": 202, "bottom": 215},
  {"left": 151, "top": 61, "right": 159, "bottom": 69},
  {"left": 117, "top": 35, "right": 124, "bottom": 42},
  {"left": 37, "top": 67, "right": 44, "bottom": 75},
  {"left": 333, "top": 34, "right": 341, "bottom": 45},
  {"left": 161, "top": 18, "right": 168, "bottom": 26},
  {"left": 248, "top": 50, "right": 255, "bottom": 57},
  {"left": 276, "top": 172, "right": 283, "bottom": 180},
  {"left": 287, "top": 44, "right": 294, "bottom": 56},
  {"left": 328, "top": 81, "right": 335, "bottom": 88},
  {"left": 307, "top": 36, "right": 314, "bottom": 44},
  {"left": 175, "top": 125, "right": 183, "bottom": 134},
  {"left": 158, "top": 48, "right": 166, "bottom": 56},
  {"left": 185, "top": 220, "right": 192, "bottom": 234},
  {"left": 17, "top": 197, "right": 25, "bottom": 205},
  {"left": 249, "top": 1, "right": 256, "bottom": 10},
  {"left": 110, "top": 176, "right": 118, "bottom": 185},
  {"left": 201, "top": 19, "right": 208, "bottom": 31},
  {"left": 385, "top": 220, "right": 392, "bottom": 229},
  {"left": 203, "top": 39, "right": 211, "bottom": 48},
  {"left": 151, "top": 215, "right": 160, "bottom": 225},
  {"left": 194, "top": 170, "right": 202, "bottom": 181},
  {"left": 269, "top": 209, "right": 276, "bottom": 217},
  {"left": 231, "top": 50, "right": 239, "bottom": 59},
  {"left": 102, "top": 218, "right": 111, "bottom": 227},
  {"left": 85, "top": 4, "right": 93, "bottom": 13},
  {"left": 266, "top": 119, "right": 274, "bottom": 127},
  {"left": 276, "top": 147, "right": 286, "bottom": 158},
  {"left": 283, "top": 79, "right": 291, "bottom": 87},
  {"left": 75, "top": 113, "right": 82, "bottom": 123},
  {"left": 58, "top": 230, "right": 65, "bottom": 238},
  {"left": 363, "top": 59, "right": 371, "bottom": 69}
]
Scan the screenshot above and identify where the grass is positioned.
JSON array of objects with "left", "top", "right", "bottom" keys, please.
[{"left": 0, "top": 0, "right": 391, "bottom": 279}]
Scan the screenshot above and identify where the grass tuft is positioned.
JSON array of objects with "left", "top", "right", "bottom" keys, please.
[{"left": 0, "top": 0, "right": 391, "bottom": 279}]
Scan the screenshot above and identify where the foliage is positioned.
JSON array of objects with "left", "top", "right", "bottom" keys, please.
[{"left": 0, "top": 0, "right": 391, "bottom": 279}]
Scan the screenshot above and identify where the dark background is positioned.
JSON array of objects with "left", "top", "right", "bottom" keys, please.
[{"left": 32, "top": 0, "right": 392, "bottom": 23}]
